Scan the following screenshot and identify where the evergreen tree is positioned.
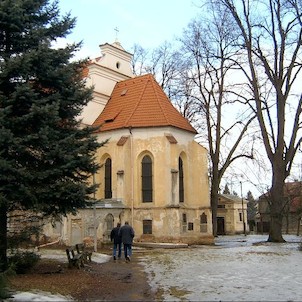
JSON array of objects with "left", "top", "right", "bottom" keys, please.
[
  {"left": 223, "top": 184, "right": 230, "bottom": 194},
  {"left": 246, "top": 191, "right": 257, "bottom": 231},
  {"left": 0, "top": 0, "right": 102, "bottom": 271}
]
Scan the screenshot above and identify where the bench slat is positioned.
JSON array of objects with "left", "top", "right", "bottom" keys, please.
[
  {"left": 66, "top": 248, "right": 84, "bottom": 269},
  {"left": 75, "top": 243, "right": 93, "bottom": 263}
]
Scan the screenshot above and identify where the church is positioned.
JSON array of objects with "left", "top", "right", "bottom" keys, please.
[{"left": 47, "top": 40, "right": 214, "bottom": 246}]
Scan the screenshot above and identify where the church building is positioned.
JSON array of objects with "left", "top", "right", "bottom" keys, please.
[{"left": 50, "top": 41, "right": 214, "bottom": 246}]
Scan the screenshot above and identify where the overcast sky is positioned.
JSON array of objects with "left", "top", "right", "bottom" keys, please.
[
  {"left": 58, "top": 0, "right": 200, "bottom": 59},
  {"left": 56, "top": 1, "right": 302, "bottom": 199}
]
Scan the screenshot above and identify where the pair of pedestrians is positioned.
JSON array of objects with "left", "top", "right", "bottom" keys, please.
[{"left": 110, "top": 221, "right": 134, "bottom": 262}]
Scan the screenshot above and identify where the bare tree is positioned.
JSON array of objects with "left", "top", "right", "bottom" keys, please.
[
  {"left": 170, "top": 72, "right": 205, "bottom": 125},
  {"left": 217, "top": 0, "right": 302, "bottom": 242},
  {"left": 179, "top": 5, "right": 256, "bottom": 236},
  {"left": 131, "top": 42, "right": 183, "bottom": 98},
  {"left": 131, "top": 43, "right": 150, "bottom": 76}
]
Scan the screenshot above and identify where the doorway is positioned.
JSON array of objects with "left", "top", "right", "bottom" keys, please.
[{"left": 217, "top": 217, "right": 225, "bottom": 235}]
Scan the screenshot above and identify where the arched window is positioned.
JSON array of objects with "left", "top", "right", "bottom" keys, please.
[
  {"left": 142, "top": 155, "right": 153, "bottom": 202},
  {"left": 200, "top": 213, "right": 208, "bottom": 233},
  {"left": 104, "top": 158, "right": 112, "bottom": 198},
  {"left": 105, "top": 213, "right": 114, "bottom": 231},
  {"left": 179, "top": 157, "right": 184, "bottom": 202},
  {"left": 104, "top": 213, "right": 114, "bottom": 241},
  {"left": 200, "top": 213, "right": 207, "bottom": 224}
]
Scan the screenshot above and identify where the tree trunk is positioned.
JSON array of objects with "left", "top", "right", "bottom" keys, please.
[
  {"left": 268, "top": 212, "right": 285, "bottom": 242},
  {"left": 0, "top": 204, "right": 8, "bottom": 272},
  {"left": 285, "top": 213, "right": 289, "bottom": 234},
  {"left": 268, "top": 176, "right": 285, "bottom": 242},
  {"left": 211, "top": 183, "right": 219, "bottom": 237}
]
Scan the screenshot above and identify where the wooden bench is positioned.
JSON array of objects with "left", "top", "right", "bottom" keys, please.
[
  {"left": 76, "top": 243, "right": 93, "bottom": 263},
  {"left": 66, "top": 247, "right": 84, "bottom": 269}
]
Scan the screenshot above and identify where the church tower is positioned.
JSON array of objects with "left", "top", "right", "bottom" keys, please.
[{"left": 79, "top": 41, "right": 134, "bottom": 126}]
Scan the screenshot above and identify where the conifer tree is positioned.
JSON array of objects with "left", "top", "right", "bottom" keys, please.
[
  {"left": 247, "top": 191, "right": 257, "bottom": 231},
  {"left": 223, "top": 184, "right": 230, "bottom": 195},
  {"left": 0, "top": 0, "right": 101, "bottom": 271}
]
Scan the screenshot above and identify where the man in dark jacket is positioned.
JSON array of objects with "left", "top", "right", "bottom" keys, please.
[
  {"left": 110, "top": 222, "right": 122, "bottom": 261},
  {"left": 118, "top": 221, "right": 135, "bottom": 262}
]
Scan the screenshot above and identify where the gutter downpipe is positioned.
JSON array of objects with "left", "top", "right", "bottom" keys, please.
[
  {"left": 93, "top": 173, "right": 97, "bottom": 252},
  {"left": 129, "top": 126, "right": 134, "bottom": 227},
  {"left": 240, "top": 181, "right": 247, "bottom": 236}
]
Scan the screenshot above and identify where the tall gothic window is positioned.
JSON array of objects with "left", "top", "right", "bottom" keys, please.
[
  {"left": 142, "top": 155, "right": 153, "bottom": 202},
  {"left": 179, "top": 157, "right": 184, "bottom": 202},
  {"left": 104, "top": 158, "right": 112, "bottom": 198}
]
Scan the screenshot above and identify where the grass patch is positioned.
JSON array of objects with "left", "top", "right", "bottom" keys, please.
[{"left": 169, "top": 286, "right": 191, "bottom": 301}]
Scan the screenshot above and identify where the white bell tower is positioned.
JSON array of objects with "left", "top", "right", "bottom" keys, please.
[{"left": 79, "top": 39, "right": 134, "bottom": 126}]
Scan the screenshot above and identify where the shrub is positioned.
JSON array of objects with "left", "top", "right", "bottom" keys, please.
[
  {"left": 0, "top": 272, "right": 9, "bottom": 299},
  {"left": 8, "top": 251, "right": 40, "bottom": 274},
  {"left": 0, "top": 267, "right": 16, "bottom": 300},
  {"left": 8, "top": 225, "right": 42, "bottom": 249}
]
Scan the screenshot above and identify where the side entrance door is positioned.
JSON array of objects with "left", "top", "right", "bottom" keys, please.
[{"left": 217, "top": 217, "right": 225, "bottom": 235}]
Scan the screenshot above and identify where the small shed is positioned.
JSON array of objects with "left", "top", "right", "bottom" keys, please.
[
  {"left": 217, "top": 194, "right": 249, "bottom": 235},
  {"left": 256, "top": 181, "right": 302, "bottom": 235}
]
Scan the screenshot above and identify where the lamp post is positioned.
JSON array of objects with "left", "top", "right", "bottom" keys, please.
[
  {"left": 240, "top": 181, "right": 247, "bottom": 236},
  {"left": 129, "top": 127, "right": 134, "bottom": 227}
]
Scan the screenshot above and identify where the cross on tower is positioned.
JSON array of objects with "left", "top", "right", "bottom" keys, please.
[{"left": 114, "top": 27, "right": 119, "bottom": 41}]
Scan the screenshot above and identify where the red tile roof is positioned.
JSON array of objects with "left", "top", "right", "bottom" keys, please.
[
  {"left": 92, "top": 74, "right": 197, "bottom": 133},
  {"left": 259, "top": 181, "right": 302, "bottom": 213}
]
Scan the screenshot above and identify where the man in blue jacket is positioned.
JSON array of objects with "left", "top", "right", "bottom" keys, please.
[
  {"left": 110, "top": 222, "right": 122, "bottom": 261},
  {"left": 118, "top": 221, "right": 135, "bottom": 262}
]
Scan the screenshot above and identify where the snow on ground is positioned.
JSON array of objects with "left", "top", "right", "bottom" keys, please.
[
  {"left": 7, "top": 251, "right": 111, "bottom": 301},
  {"left": 7, "top": 291, "right": 73, "bottom": 301},
  {"left": 38, "top": 249, "right": 111, "bottom": 264},
  {"left": 139, "top": 234, "right": 302, "bottom": 301},
  {"left": 6, "top": 235, "right": 302, "bottom": 301}
]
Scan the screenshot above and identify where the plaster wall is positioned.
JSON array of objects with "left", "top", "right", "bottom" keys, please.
[
  {"left": 93, "top": 126, "right": 213, "bottom": 244},
  {"left": 217, "top": 198, "right": 248, "bottom": 235}
]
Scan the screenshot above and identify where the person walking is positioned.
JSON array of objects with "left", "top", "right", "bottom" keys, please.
[
  {"left": 110, "top": 222, "right": 122, "bottom": 261},
  {"left": 119, "top": 221, "right": 135, "bottom": 262}
]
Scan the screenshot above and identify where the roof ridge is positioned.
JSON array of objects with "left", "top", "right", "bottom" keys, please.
[
  {"left": 121, "top": 73, "right": 150, "bottom": 83},
  {"left": 92, "top": 73, "right": 197, "bottom": 134},
  {"left": 150, "top": 76, "right": 170, "bottom": 124},
  {"left": 124, "top": 76, "right": 149, "bottom": 125}
]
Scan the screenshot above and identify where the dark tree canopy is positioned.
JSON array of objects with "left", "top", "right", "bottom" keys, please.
[
  {"left": 247, "top": 191, "right": 257, "bottom": 218},
  {"left": 223, "top": 184, "right": 231, "bottom": 195},
  {"left": 0, "top": 0, "right": 102, "bottom": 271}
]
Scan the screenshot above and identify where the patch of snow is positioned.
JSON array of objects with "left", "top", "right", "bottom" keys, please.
[
  {"left": 7, "top": 291, "right": 72, "bottom": 301},
  {"left": 135, "top": 242, "right": 188, "bottom": 249},
  {"left": 38, "top": 249, "right": 111, "bottom": 263},
  {"left": 6, "top": 251, "right": 111, "bottom": 301},
  {"left": 140, "top": 234, "right": 302, "bottom": 301}
]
